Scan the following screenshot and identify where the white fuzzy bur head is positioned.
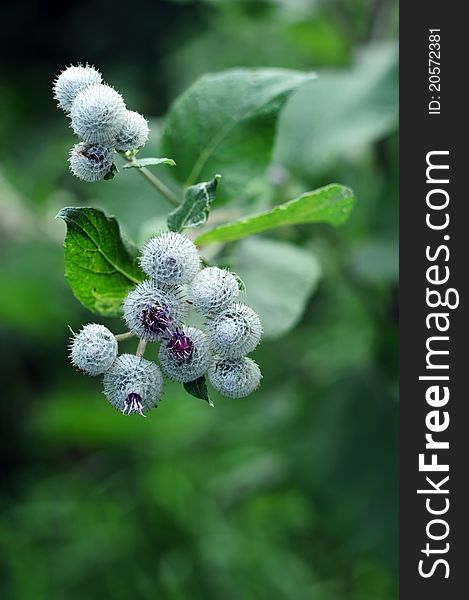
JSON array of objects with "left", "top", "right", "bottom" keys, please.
[
  {"left": 115, "top": 111, "right": 150, "bottom": 152},
  {"left": 207, "top": 303, "right": 262, "bottom": 358},
  {"left": 190, "top": 267, "right": 239, "bottom": 317},
  {"left": 69, "top": 142, "right": 114, "bottom": 182},
  {"left": 123, "top": 279, "right": 188, "bottom": 341},
  {"left": 159, "top": 327, "right": 211, "bottom": 383},
  {"left": 140, "top": 232, "right": 200, "bottom": 285},
  {"left": 208, "top": 357, "right": 262, "bottom": 398},
  {"left": 70, "top": 83, "right": 126, "bottom": 144},
  {"left": 70, "top": 323, "right": 117, "bottom": 376},
  {"left": 103, "top": 354, "right": 163, "bottom": 416},
  {"left": 53, "top": 64, "right": 102, "bottom": 113}
]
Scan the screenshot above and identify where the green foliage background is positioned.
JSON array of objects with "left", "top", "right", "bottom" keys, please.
[{"left": 0, "top": 0, "right": 398, "bottom": 598}]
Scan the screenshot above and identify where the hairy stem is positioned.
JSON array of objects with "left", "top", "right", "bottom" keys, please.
[
  {"left": 114, "top": 331, "right": 135, "bottom": 342},
  {"left": 136, "top": 339, "right": 147, "bottom": 357},
  {"left": 124, "top": 154, "right": 180, "bottom": 207}
]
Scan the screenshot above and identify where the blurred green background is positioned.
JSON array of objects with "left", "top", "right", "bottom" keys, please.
[{"left": 0, "top": 1, "right": 398, "bottom": 598}]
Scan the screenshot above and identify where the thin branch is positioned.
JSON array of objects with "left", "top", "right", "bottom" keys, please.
[
  {"left": 114, "top": 331, "right": 135, "bottom": 342},
  {"left": 136, "top": 338, "right": 147, "bottom": 357},
  {"left": 123, "top": 155, "right": 181, "bottom": 207}
]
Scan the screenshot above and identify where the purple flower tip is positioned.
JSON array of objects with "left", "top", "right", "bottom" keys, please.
[
  {"left": 123, "top": 392, "right": 146, "bottom": 417},
  {"left": 168, "top": 328, "right": 193, "bottom": 360},
  {"left": 140, "top": 304, "right": 171, "bottom": 336}
]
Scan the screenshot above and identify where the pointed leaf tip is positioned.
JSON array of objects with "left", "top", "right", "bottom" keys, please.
[
  {"left": 195, "top": 184, "right": 356, "bottom": 245},
  {"left": 184, "top": 375, "right": 213, "bottom": 406},
  {"left": 167, "top": 175, "right": 221, "bottom": 232}
]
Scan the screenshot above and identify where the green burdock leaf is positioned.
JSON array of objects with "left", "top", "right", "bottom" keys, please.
[
  {"left": 196, "top": 184, "right": 355, "bottom": 245},
  {"left": 162, "top": 68, "right": 316, "bottom": 202},
  {"left": 275, "top": 43, "right": 398, "bottom": 177},
  {"left": 230, "top": 238, "right": 322, "bottom": 339},
  {"left": 167, "top": 175, "right": 221, "bottom": 232},
  {"left": 184, "top": 376, "right": 214, "bottom": 407},
  {"left": 122, "top": 157, "right": 176, "bottom": 169},
  {"left": 57, "top": 207, "right": 144, "bottom": 316}
]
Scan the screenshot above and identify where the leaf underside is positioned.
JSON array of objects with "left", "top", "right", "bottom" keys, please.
[
  {"left": 275, "top": 44, "right": 398, "bottom": 177},
  {"left": 230, "top": 237, "right": 322, "bottom": 339}
]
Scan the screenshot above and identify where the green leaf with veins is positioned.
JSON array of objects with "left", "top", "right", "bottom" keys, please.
[
  {"left": 57, "top": 207, "right": 144, "bottom": 316},
  {"left": 161, "top": 68, "right": 316, "bottom": 203},
  {"left": 184, "top": 376, "right": 214, "bottom": 407},
  {"left": 167, "top": 175, "right": 221, "bottom": 232},
  {"left": 196, "top": 184, "right": 355, "bottom": 245}
]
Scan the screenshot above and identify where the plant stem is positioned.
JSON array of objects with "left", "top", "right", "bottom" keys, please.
[
  {"left": 136, "top": 339, "right": 147, "bottom": 357},
  {"left": 114, "top": 331, "right": 135, "bottom": 342},
  {"left": 124, "top": 155, "right": 180, "bottom": 207}
]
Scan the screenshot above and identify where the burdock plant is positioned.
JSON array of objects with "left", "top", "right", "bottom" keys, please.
[{"left": 55, "top": 63, "right": 356, "bottom": 416}]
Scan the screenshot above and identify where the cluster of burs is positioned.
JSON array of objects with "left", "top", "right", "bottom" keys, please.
[
  {"left": 53, "top": 64, "right": 149, "bottom": 182},
  {"left": 70, "top": 232, "right": 263, "bottom": 416}
]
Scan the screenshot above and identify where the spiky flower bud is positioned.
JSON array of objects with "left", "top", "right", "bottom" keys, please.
[
  {"left": 206, "top": 303, "right": 262, "bottom": 358},
  {"left": 69, "top": 323, "right": 117, "bottom": 376},
  {"left": 103, "top": 354, "right": 163, "bottom": 416},
  {"left": 159, "top": 327, "right": 211, "bottom": 382},
  {"left": 68, "top": 142, "right": 114, "bottom": 182},
  {"left": 115, "top": 110, "right": 150, "bottom": 152},
  {"left": 123, "top": 279, "right": 188, "bottom": 341},
  {"left": 140, "top": 232, "right": 200, "bottom": 285},
  {"left": 190, "top": 267, "right": 239, "bottom": 317},
  {"left": 208, "top": 357, "right": 262, "bottom": 398},
  {"left": 70, "top": 83, "right": 126, "bottom": 144},
  {"left": 53, "top": 64, "right": 102, "bottom": 113}
]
